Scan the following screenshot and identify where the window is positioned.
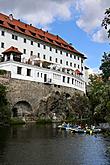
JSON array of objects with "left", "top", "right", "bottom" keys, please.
[
  {"left": 38, "top": 43, "right": 40, "bottom": 47},
  {"left": 17, "top": 67, "right": 22, "bottom": 75},
  {"left": 70, "top": 62, "right": 72, "bottom": 67},
  {"left": 12, "top": 34, "right": 14, "bottom": 39},
  {"left": 70, "top": 54, "right": 72, "bottom": 58},
  {"left": 63, "top": 76, "right": 65, "bottom": 82},
  {"left": 43, "top": 45, "right": 46, "bottom": 49},
  {"left": 72, "top": 78, "right": 74, "bottom": 84},
  {"left": 24, "top": 38, "right": 26, "bottom": 43},
  {"left": 67, "top": 69, "right": 69, "bottom": 74},
  {"left": 1, "top": 42, "right": 4, "bottom": 48},
  {"left": 66, "top": 53, "right": 68, "bottom": 57},
  {"left": 41, "top": 73, "right": 42, "bottom": 77},
  {"left": 82, "top": 67, "right": 83, "bottom": 71},
  {"left": 15, "top": 35, "right": 18, "bottom": 40},
  {"left": 31, "top": 41, "right": 33, "bottom": 45},
  {"left": 67, "top": 77, "right": 70, "bottom": 83},
  {"left": 37, "top": 72, "right": 39, "bottom": 77},
  {"left": 43, "top": 54, "right": 46, "bottom": 59},
  {"left": 78, "top": 56, "right": 79, "bottom": 60},
  {"left": 50, "top": 56, "right": 52, "bottom": 61},
  {"left": 60, "top": 50, "right": 62, "bottom": 55},
  {"left": 78, "top": 64, "right": 80, "bottom": 68},
  {"left": 66, "top": 61, "right": 68, "bottom": 65},
  {"left": 38, "top": 53, "right": 40, "bottom": 58},
  {"left": 50, "top": 47, "right": 52, "bottom": 51},
  {"left": 12, "top": 34, "right": 18, "bottom": 40},
  {"left": 23, "top": 49, "right": 26, "bottom": 54},
  {"left": 74, "top": 63, "right": 76, "bottom": 68},
  {"left": 30, "top": 51, "right": 33, "bottom": 56},
  {"left": 56, "top": 49, "right": 58, "bottom": 53},
  {"left": 74, "top": 55, "right": 76, "bottom": 59},
  {"left": 27, "top": 69, "right": 31, "bottom": 76},
  {"left": 55, "top": 58, "right": 58, "bottom": 63},
  {"left": 60, "top": 59, "right": 62, "bottom": 64},
  {"left": 1, "top": 31, "right": 5, "bottom": 36}
]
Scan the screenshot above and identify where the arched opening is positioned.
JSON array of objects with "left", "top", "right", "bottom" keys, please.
[
  {"left": 12, "top": 101, "right": 33, "bottom": 118},
  {"left": 12, "top": 108, "right": 18, "bottom": 117}
]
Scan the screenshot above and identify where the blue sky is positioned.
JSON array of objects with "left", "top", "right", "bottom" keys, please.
[
  {"left": 51, "top": 19, "right": 110, "bottom": 70},
  {"left": 0, "top": 0, "right": 110, "bottom": 72}
]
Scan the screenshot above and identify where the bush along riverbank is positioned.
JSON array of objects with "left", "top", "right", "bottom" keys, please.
[{"left": 0, "top": 83, "right": 11, "bottom": 126}]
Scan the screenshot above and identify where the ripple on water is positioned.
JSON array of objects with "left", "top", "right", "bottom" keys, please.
[{"left": 0, "top": 125, "right": 110, "bottom": 165}]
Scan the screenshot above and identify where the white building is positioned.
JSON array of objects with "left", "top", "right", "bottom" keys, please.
[{"left": 0, "top": 13, "right": 87, "bottom": 93}]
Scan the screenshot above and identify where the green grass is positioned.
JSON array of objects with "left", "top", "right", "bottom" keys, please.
[
  {"left": 36, "top": 119, "right": 52, "bottom": 124},
  {"left": 10, "top": 117, "right": 26, "bottom": 125}
]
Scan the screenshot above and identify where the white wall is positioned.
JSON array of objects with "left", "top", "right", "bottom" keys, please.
[
  {"left": 0, "top": 27, "right": 84, "bottom": 75},
  {"left": 0, "top": 61, "right": 85, "bottom": 92}
]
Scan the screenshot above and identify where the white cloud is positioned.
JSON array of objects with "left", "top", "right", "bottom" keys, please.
[
  {"left": 0, "top": 0, "right": 110, "bottom": 43},
  {"left": 76, "top": 0, "right": 110, "bottom": 43},
  {"left": 92, "top": 28, "right": 109, "bottom": 43},
  {"left": 76, "top": 0, "right": 103, "bottom": 33},
  {"left": 0, "top": 0, "right": 74, "bottom": 27}
]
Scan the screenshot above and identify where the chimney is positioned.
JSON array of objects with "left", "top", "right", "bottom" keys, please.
[{"left": 9, "top": 14, "right": 13, "bottom": 20}]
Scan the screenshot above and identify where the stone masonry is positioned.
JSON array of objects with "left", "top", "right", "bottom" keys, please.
[{"left": 0, "top": 74, "right": 84, "bottom": 119}]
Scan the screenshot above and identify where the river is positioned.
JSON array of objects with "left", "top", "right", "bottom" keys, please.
[{"left": 0, "top": 124, "right": 110, "bottom": 165}]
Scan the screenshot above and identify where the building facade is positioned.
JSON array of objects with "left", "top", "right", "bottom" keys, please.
[{"left": 0, "top": 13, "right": 87, "bottom": 93}]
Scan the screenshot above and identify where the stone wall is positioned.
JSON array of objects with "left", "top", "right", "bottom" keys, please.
[
  {"left": 7, "top": 79, "right": 83, "bottom": 110},
  {"left": 0, "top": 76, "right": 84, "bottom": 119}
]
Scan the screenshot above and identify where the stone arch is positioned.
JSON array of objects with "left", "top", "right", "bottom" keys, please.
[{"left": 12, "top": 100, "right": 33, "bottom": 117}]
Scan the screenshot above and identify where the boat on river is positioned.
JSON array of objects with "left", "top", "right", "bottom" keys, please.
[
  {"left": 58, "top": 123, "right": 102, "bottom": 134},
  {"left": 71, "top": 127, "right": 86, "bottom": 133},
  {"left": 71, "top": 127, "right": 102, "bottom": 134},
  {"left": 58, "top": 123, "right": 72, "bottom": 130}
]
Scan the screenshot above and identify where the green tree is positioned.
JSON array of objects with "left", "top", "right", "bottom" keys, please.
[
  {"left": 88, "top": 74, "right": 110, "bottom": 123},
  {"left": 100, "top": 52, "right": 110, "bottom": 81},
  {"left": 87, "top": 74, "right": 103, "bottom": 121},
  {"left": 102, "top": 8, "right": 110, "bottom": 37},
  {"left": 69, "top": 93, "right": 90, "bottom": 120},
  {"left": 0, "top": 84, "right": 11, "bottom": 124}
]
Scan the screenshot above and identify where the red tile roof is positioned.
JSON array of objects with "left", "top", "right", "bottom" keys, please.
[
  {"left": 2, "top": 46, "right": 22, "bottom": 55},
  {"left": 0, "top": 13, "right": 86, "bottom": 58}
]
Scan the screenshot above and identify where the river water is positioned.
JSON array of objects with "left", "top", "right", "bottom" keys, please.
[{"left": 0, "top": 124, "right": 110, "bottom": 165}]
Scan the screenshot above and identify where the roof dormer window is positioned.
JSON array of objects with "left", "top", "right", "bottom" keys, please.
[
  {"left": 0, "top": 20, "right": 4, "bottom": 25},
  {"left": 29, "top": 31, "right": 36, "bottom": 36},
  {"left": 18, "top": 27, "right": 25, "bottom": 33},
  {"left": 8, "top": 23, "right": 15, "bottom": 29}
]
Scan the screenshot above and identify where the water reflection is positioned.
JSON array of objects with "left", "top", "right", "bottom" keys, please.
[{"left": 0, "top": 124, "right": 110, "bottom": 165}]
